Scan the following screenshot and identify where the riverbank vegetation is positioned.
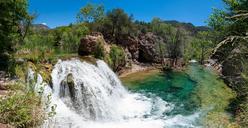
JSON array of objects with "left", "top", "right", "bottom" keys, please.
[{"left": 208, "top": 0, "right": 248, "bottom": 126}]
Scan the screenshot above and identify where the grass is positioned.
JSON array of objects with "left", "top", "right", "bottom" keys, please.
[{"left": 0, "top": 83, "right": 45, "bottom": 128}]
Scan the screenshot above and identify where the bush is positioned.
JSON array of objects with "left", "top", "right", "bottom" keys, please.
[
  {"left": 0, "top": 91, "right": 44, "bottom": 127},
  {"left": 93, "top": 38, "right": 105, "bottom": 59},
  {"left": 109, "top": 45, "right": 126, "bottom": 71}
]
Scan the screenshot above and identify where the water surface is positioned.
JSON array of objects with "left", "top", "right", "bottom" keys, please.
[{"left": 122, "top": 64, "right": 236, "bottom": 127}]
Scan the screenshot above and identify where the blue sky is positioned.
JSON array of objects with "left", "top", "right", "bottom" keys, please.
[{"left": 29, "top": 0, "right": 224, "bottom": 28}]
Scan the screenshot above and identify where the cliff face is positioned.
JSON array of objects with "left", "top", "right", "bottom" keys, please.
[
  {"left": 121, "top": 33, "right": 162, "bottom": 63},
  {"left": 79, "top": 32, "right": 163, "bottom": 64}
]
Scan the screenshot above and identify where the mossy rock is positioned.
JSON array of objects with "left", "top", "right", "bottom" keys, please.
[
  {"left": 79, "top": 56, "right": 97, "bottom": 65},
  {"left": 66, "top": 73, "right": 74, "bottom": 86},
  {"left": 60, "top": 73, "right": 75, "bottom": 100}
]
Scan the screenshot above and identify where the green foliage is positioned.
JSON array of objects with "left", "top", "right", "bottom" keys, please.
[
  {"left": 15, "top": 23, "right": 89, "bottom": 63},
  {"left": 208, "top": 8, "right": 229, "bottom": 32},
  {"left": 151, "top": 18, "right": 166, "bottom": 36},
  {"left": 104, "top": 55, "right": 113, "bottom": 68},
  {"left": 108, "top": 8, "right": 133, "bottom": 35},
  {"left": 166, "top": 28, "right": 186, "bottom": 67},
  {"left": 22, "top": 33, "right": 54, "bottom": 49},
  {"left": 97, "top": 8, "right": 134, "bottom": 43},
  {"left": 93, "top": 39, "right": 105, "bottom": 59},
  {"left": 14, "top": 64, "right": 28, "bottom": 81},
  {"left": 64, "top": 24, "right": 88, "bottom": 50},
  {"left": 208, "top": 0, "right": 248, "bottom": 37},
  {"left": 0, "top": 0, "right": 29, "bottom": 70},
  {"left": 0, "top": 88, "right": 44, "bottom": 127},
  {"left": 77, "top": 3, "right": 105, "bottom": 23},
  {"left": 208, "top": 0, "right": 248, "bottom": 127},
  {"left": 0, "top": 61, "right": 58, "bottom": 127},
  {"left": 186, "top": 31, "right": 213, "bottom": 63},
  {"left": 52, "top": 23, "right": 89, "bottom": 53},
  {"left": 0, "top": 0, "right": 28, "bottom": 52},
  {"left": 109, "top": 45, "right": 126, "bottom": 71}
]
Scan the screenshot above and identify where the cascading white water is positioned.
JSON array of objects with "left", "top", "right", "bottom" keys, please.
[{"left": 40, "top": 58, "right": 201, "bottom": 128}]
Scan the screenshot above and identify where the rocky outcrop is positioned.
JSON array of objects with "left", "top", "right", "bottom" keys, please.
[
  {"left": 78, "top": 32, "right": 107, "bottom": 56},
  {"left": 120, "top": 33, "right": 162, "bottom": 63},
  {"left": 121, "top": 36, "right": 139, "bottom": 61},
  {"left": 79, "top": 32, "right": 163, "bottom": 65},
  {"left": 137, "top": 33, "right": 162, "bottom": 63}
]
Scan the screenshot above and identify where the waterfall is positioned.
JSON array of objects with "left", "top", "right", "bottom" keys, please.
[{"left": 39, "top": 58, "right": 201, "bottom": 128}]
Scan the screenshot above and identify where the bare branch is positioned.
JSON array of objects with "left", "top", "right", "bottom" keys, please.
[{"left": 226, "top": 13, "right": 248, "bottom": 20}]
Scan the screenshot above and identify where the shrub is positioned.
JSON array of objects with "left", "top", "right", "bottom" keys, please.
[
  {"left": 109, "top": 45, "right": 126, "bottom": 71},
  {"left": 14, "top": 64, "right": 27, "bottom": 81},
  {"left": 93, "top": 38, "right": 105, "bottom": 59},
  {"left": 0, "top": 91, "right": 44, "bottom": 127}
]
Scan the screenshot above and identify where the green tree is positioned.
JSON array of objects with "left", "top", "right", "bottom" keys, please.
[
  {"left": 191, "top": 31, "right": 213, "bottom": 64},
  {"left": 0, "top": 0, "right": 29, "bottom": 70},
  {"left": 52, "top": 24, "right": 89, "bottom": 53},
  {"left": 105, "top": 8, "right": 133, "bottom": 43},
  {"left": 165, "top": 26, "right": 186, "bottom": 68},
  {"left": 151, "top": 18, "right": 164, "bottom": 35},
  {"left": 77, "top": 3, "right": 105, "bottom": 23}
]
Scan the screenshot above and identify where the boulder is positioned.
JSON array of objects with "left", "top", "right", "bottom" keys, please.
[
  {"left": 60, "top": 73, "right": 75, "bottom": 100},
  {"left": 78, "top": 32, "right": 106, "bottom": 56},
  {"left": 15, "top": 58, "right": 25, "bottom": 64}
]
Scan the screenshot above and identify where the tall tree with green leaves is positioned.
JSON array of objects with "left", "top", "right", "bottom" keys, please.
[
  {"left": 165, "top": 26, "right": 186, "bottom": 68},
  {"left": 77, "top": 3, "right": 105, "bottom": 23},
  {"left": 0, "top": 0, "right": 29, "bottom": 70},
  {"left": 106, "top": 8, "right": 133, "bottom": 43},
  {"left": 192, "top": 31, "right": 213, "bottom": 64}
]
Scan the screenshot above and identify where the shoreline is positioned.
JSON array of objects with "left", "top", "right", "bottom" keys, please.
[{"left": 119, "top": 63, "right": 160, "bottom": 78}]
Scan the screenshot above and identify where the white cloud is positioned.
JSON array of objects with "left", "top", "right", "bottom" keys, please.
[{"left": 41, "top": 22, "right": 47, "bottom": 26}]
